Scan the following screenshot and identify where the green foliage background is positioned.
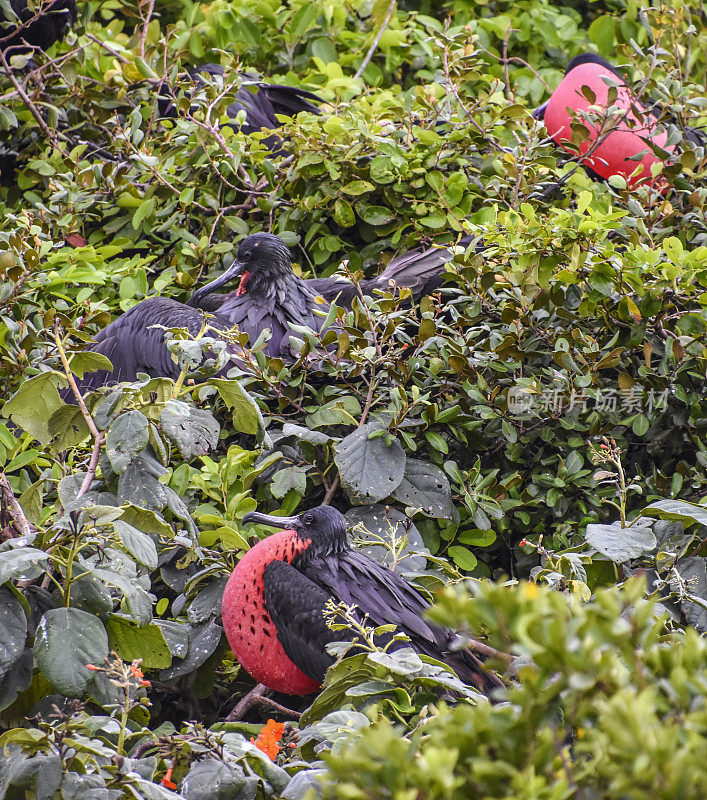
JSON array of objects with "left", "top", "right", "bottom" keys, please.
[{"left": 0, "top": 0, "right": 705, "bottom": 798}]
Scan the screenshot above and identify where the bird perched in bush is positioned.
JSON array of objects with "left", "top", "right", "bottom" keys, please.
[
  {"left": 66, "top": 231, "right": 467, "bottom": 394},
  {"left": 157, "top": 64, "right": 322, "bottom": 153},
  {"left": 533, "top": 53, "right": 705, "bottom": 187},
  {"left": 0, "top": 0, "right": 76, "bottom": 55},
  {"left": 222, "top": 505, "right": 503, "bottom": 695}
]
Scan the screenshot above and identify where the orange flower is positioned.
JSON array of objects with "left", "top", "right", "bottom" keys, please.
[
  {"left": 251, "top": 719, "right": 285, "bottom": 760},
  {"left": 131, "top": 663, "right": 151, "bottom": 687},
  {"left": 86, "top": 664, "right": 101, "bottom": 671},
  {"left": 161, "top": 767, "right": 177, "bottom": 790}
]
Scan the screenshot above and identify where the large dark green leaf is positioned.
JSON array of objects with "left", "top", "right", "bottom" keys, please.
[
  {"left": 0, "top": 548, "right": 49, "bottom": 586},
  {"left": 113, "top": 520, "right": 158, "bottom": 570},
  {"left": 106, "top": 410, "right": 149, "bottom": 474},
  {"left": 585, "top": 523, "right": 657, "bottom": 563},
  {"left": 160, "top": 399, "right": 220, "bottom": 459},
  {"left": 335, "top": 423, "right": 406, "bottom": 504},
  {"left": 346, "top": 505, "right": 427, "bottom": 571},
  {"left": 34, "top": 608, "right": 109, "bottom": 697},
  {"left": 0, "top": 588, "right": 27, "bottom": 679},
  {"left": 391, "top": 458, "right": 453, "bottom": 519},
  {"left": 643, "top": 500, "right": 707, "bottom": 529},
  {"left": 180, "top": 759, "right": 247, "bottom": 800}
]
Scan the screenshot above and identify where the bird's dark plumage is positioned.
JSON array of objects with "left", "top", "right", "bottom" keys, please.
[
  {"left": 1, "top": 0, "right": 76, "bottom": 54},
  {"left": 190, "top": 233, "right": 332, "bottom": 358},
  {"left": 66, "top": 231, "right": 475, "bottom": 394},
  {"left": 193, "top": 232, "right": 477, "bottom": 349},
  {"left": 67, "top": 297, "right": 241, "bottom": 395},
  {"left": 157, "top": 64, "right": 322, "bottom": 151},
  {"left": 226, "top": 506, "right": 503, "bottom": 695}
]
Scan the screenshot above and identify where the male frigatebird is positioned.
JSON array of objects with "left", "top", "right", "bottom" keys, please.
[
  {"left": 533, "top": 53, "right": 705, "bottom": 187},
  {"left": 1, "top": 0, "right": 76, "bottom": 54},
  {"left": 222, "top": 505, "right": 503, "bottom": 696},
  {"left": 157, "top": 64, "right": 322, "bottom": 152},
  {"left": 69, "top": 231, "right": 468, "bottom": 393}
]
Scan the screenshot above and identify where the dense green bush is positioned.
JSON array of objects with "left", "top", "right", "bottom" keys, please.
[{"left": 0, "top": 0, "right": 705, "bottom": 798}]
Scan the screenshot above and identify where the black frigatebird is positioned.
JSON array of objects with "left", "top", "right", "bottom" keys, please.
[
  {"left": 67, "top": 231, "right": 470, "bottom": 393},
  {"left": 157, "top": 64, "right": 322, "bottom": 152},
  {"left": 190, "top": 231, "right": 473, "bottom": 348},
  {"left": 222, "top": 505, "right": 503, "bottom": 696},
  {"left": 0, "top": 0, "right": 76, "bottom": 54},
  {"left": 533, "top": 53, "right": 705, "bottom": 187}
]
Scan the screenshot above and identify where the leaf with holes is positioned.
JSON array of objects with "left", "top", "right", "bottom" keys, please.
[
  {"left": 106, "top": 410, "right": 149, "bottom": 474},
  {"left": 334, "top": 423, "right": 405, "bottom": 505},
  {"left": 160, "top": 399, "right": 219, "bottom": 460},
  {"left": 392, "top": 459, "right": 453, "bottom": 519}
]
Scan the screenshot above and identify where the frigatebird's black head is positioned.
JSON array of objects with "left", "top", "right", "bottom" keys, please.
[
  {"left": 187, "top": 232, "right": 294, "bottom": 307},
  {"left": 242, "top": 505, "right": 349, "bottom": 557}
]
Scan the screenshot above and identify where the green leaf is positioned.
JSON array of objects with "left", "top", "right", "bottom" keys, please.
[
  {"left": 448, "top": 545, "right": 478, "bottom": 571},
  {"left": 588, "top": 15, "right": 616, "bottom": 55},
  {"left": 3, "top": 374, "right": 64, "bottom": 445},
  {"left": 0, "top": 548, "right": 49, "bottom": 586},
  {"left": 160, "top": 399, "right": 220, "bottom": 460},
  {"left": 181, "top": 759, "right": 247, "bottom": 800},
  {"left": 643, "top": 500, "right": 707, "bottom": 529},
  {"left": 270, "top": 465, "right": 307, "bottom": 498},
  {"left": 105, "top": 617, "right": 172, "bottom": 669},
  {"left": 160, "top": 620, "right": 222, "bottom": 680},
  {"left": 392, "top": 459, "right": 453, "bottom": 519},
  {"left": 34, "top": 608, "right": 108, "bottom": 697},
  {"left": 106, "top": 410, "right": 149, "bottom": 474},
  {"left": 132, "top": 197, "right": 155, "bottom": 230},
  {"left": 209, "top": 379, "right": 262, "bottom": 435},
  {"left": 335, "top": 423, "right": 406, "bottom": 505},
  {"left": 289, "top": 3, "right": 318, "bottom": 38},
  {"left": 113, "top": 520, "right": 158, "bottom": 570},
  {"left": 585, "top": 523, "right": 657, "bottom": 563},
  {"left": 0, "top": 587, "right": 27, "bottom": 680},
  {"left": 69, "top": 351, "right": 114, "bottom": 378}
]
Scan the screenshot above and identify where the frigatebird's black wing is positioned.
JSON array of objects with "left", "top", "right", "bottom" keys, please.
[
  {"left": 306, "top": 549, "right": 504, "bottom": 694},
  {"left": 307, "top": 550, "right": 441, "bottom": 644},
  {"left": 70, "top": 298, "right": 237, "bottom": 394},
  {"left": 262, "top": 560, "right": 350, "bottom": 683}
]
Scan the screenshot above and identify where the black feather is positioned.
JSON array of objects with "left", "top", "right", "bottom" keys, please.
[
  {"left": 1, "top": 0, "right": 76, "bottom": 54},
  {"left": 263, "top": 560, "right": 350, "bottom": 683}
]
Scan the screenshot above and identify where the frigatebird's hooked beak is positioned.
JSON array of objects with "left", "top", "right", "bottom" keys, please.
[
  {"left": 242, "top": 511, "right": 301, "bottom": 529},
  {"left": 531, "top": 100, "right": 548, "bottom": 121},
  {"left": 186, "top": 258, "right": 248, "bottom": 308}
]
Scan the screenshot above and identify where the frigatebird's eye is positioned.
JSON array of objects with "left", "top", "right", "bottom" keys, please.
[
  {"left": 242, "top": 250, "right": 252, "bottom": 259},
  {"left": 302, "top": 513, "right": 314, "bottom": 526}
]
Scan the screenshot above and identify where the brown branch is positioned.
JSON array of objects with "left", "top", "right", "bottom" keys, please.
[
  {"left": 53, "top": 324, "right": 101, "bottom": 440},
  {"left": 0, "top": 472, "right": 33, "bottom": 539},
  {"left": 77, "top": 432, "right": 105, "bottom": 498},
  {"left": 0, "top": 47, "right": 67, "bottom": 156},
  {"left": 354, "top": 0, "right": 397, "bottom": 81},
  {"left": 138, "top": 0, "right": 156, "bottom": 59}
]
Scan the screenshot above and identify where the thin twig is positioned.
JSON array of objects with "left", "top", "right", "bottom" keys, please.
[
  {"left": 354, "top": 0, "right": 397, "bottom": 80},
  {"left": 53, "top": 323, "right": 101, "bottom": 440},
  {"left": 0, "top": 47, "right": 67, "bottom": 155},
  {"left": 0, "top": 472, "right": 33, "bottom": 538},
  {"left": 77, "top": 432, "right": 105, "bottom": 498}
]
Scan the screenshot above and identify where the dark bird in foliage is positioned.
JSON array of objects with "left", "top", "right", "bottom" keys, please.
[
  {"left": 68, "top": 232, "right": 468, "bottom": 394},
  {"left": 0, "top": 0, "right": 76, "bottom": 54},
  {"left": 533, "top": 53, "right": 706, "bottom": 187},
  {"left": 191, "top": 231, "right": 472, "bottom": 353},
  {"left": 157, "top": 64, "right": 322, "bottom": 152},
  {"left": 222, "top": 505, "right": 503, "bottom": 696}
]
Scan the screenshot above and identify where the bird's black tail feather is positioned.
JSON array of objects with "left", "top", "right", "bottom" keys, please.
[{"left": 365, "top": 234, "right": 479, "bottom": 301}]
